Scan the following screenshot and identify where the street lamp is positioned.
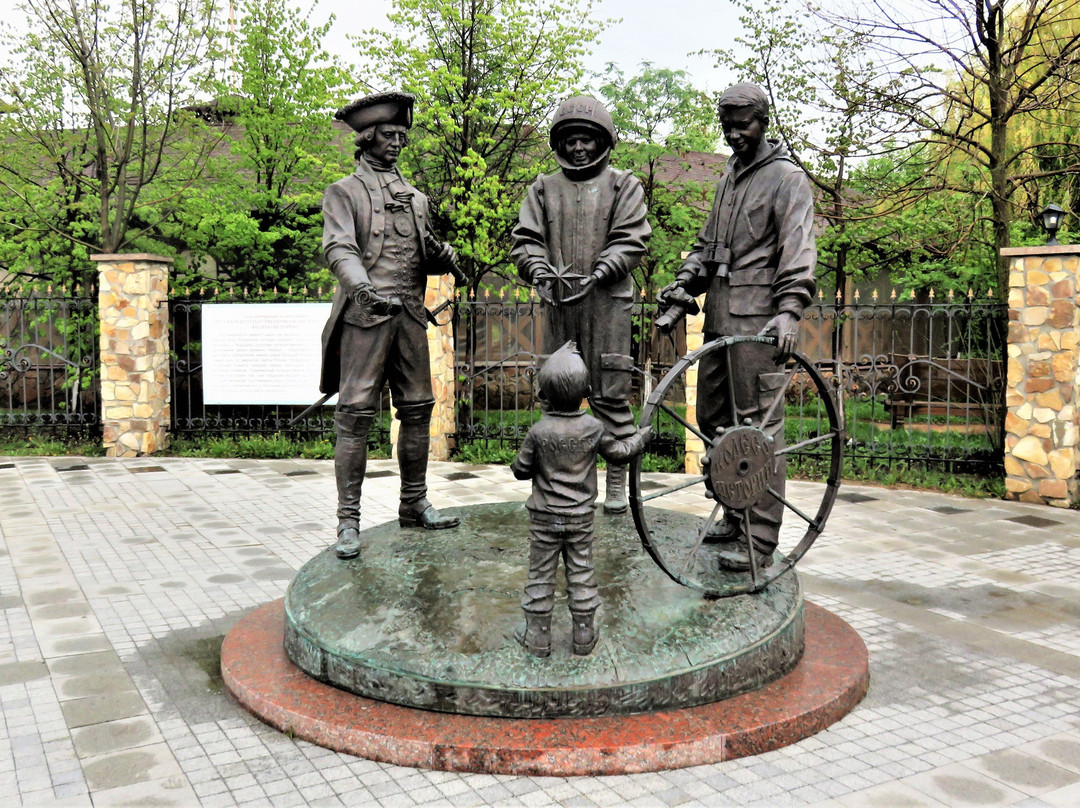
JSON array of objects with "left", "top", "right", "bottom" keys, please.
[{"left": 1039, "top": 203, "right": 1065, "bottom": 245}]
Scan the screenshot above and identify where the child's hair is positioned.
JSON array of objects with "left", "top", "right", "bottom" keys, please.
[{"left": 538, "top": 341, "right": 590, "bottom": 412}]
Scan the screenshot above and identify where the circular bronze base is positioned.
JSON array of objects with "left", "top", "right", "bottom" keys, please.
[{"left": 283, "top": 503, "right": 804, "bottom": 717}]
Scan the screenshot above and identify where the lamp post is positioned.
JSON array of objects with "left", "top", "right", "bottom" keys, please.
[{"left": 1039, "top": 203, "right": 1065, "bottom": 246}]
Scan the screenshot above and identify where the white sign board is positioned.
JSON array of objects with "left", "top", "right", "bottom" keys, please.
[{"left": 201, "top": 302, "right": 335, "bottom": 406}]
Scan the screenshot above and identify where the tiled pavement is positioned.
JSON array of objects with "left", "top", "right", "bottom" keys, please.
[{"left": 2, "top": 455, "right": 1080, "bottom": 807}]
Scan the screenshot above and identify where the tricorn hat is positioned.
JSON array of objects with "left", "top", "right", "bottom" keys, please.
[{"left": 335, "top": 91, "right": 414, "bottom": 133}]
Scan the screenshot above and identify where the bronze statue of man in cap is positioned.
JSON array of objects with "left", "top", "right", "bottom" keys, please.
[
  {"left": 658, "top": 82, "right": 817, "bottom": 573},
  {"left": 320, "top": 91, "right": 462, "bottom": 560},
  {"left": 511, "top": 95, "right": 651, "bottom": 514}
]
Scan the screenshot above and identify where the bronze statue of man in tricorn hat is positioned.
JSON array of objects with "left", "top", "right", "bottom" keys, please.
[{"left": 320, "top": 91, "right": 463, "bottom": 560}]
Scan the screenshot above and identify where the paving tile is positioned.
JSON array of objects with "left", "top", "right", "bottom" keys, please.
[
  {"left": 71, "top": 715, "right": 164, "bottom": 759},
  {"left": 79, "top": 742, "right": 186, "bottom": 792},
  {"left": 899, "top": 762, "right": 1032, "bottom": 807},
  {"left": 61, "top": 690, "right": 148, "bottom": 729},
  {"left": 7, "top": 457, "right": 1080, "bottom": 805}
]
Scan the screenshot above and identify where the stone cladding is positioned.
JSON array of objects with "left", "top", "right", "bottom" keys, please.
[
  {"left": 92, "top": 253, "right": 171, "bottom": 457},
  {"left": 684, "top": 307, "right": 707, "bottom": 474},
  {"left": 1001, "top": 245, "right": 1080, "bottom": 506}
]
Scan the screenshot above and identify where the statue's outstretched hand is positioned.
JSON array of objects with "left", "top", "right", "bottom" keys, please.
[
  {"left": 657, "top": 279, "right": 686, "bottom": 309},
  {"left": 758, "top": 312, "right": 800, "bottom": 361},
  {"left": 527, "top": 263, "right": 556, "bottom": 306}
]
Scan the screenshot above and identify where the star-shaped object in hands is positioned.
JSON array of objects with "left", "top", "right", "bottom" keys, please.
[{"left": 549, "top": 261, "right": 582, "bottom": 297}]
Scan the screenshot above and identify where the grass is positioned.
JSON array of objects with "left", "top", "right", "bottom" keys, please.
[
  {"left": 167, "top": 433, "right": 390, "bottom": 460},
  {"left": 0, "top": 434, "right": 105, "bottom": 457},
  {"left": 0, "top": 397, "right": 1004, "bottom": 499}
]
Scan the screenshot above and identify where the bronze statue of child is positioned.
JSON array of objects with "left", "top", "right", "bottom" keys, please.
[{"left": 511, "top": 342, "right": 651, "bottom": 657}]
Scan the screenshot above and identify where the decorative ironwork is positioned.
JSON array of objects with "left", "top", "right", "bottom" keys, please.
[
  {"left": 797, "top": 297, "right": 1006, "bottom": 476},
  {"left": 451, "top": 298, "right": 682, "bottom": 461},
  {"left": 456, "top": 295, "right": 1006, "bottom": 477},
  {"left": 0, "top": 296, "right": 99, "bottom": 433}
]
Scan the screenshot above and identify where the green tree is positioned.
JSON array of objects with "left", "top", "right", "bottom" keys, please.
[
  {"left": 841, "top": 145, "right": 996, "bottom": 297},
  {"left": 711, "top": 0, "right": 909, "bottom": 305},
  {"left": 167, "top": 0, "right": 351, "bottom": 293},
  {"left": 353, "top": 0, "right": 609, "bottom": 292},
  {"left": 598, "top": 63, "right": 720, "bottom": 297},
  {"left": 0, "top": 0, "right": 222, "bottom": 293},
  {"left": 818, "top": 0, "right": 1080, "bottom": 291}
]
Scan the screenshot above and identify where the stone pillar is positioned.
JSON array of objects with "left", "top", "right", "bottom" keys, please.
[
  {"left": 425, "top": 273, "right": 456, "bottom": 461},
  {"left": 92, "top": 253, "right": 172, "bottom": 457},
  {"left": 390, "top": 273, "right": 456, "bottom": 461},
  {"left": 684, "top": 304, "right": 707, "bottom": 475},
  {"left": 1000, "top": 245, "right": 1080, "bottom": 507}
]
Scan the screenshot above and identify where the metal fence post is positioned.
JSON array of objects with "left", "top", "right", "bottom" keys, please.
[{"left": 92, "top": 253, "right": 172, "bottom": 457}]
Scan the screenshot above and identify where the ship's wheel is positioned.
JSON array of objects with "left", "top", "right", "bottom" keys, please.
[{"left": 630, "top": 334, "right": 843, "bottom": 597}]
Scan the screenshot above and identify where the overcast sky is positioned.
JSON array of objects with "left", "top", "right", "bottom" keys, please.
[{"left": 307, "top": 0, "right": 744, "bottom": 94}]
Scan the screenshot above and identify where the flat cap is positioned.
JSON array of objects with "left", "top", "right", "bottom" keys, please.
[{"left": 335, "top": 91, "right": 414, "bottom": 133}]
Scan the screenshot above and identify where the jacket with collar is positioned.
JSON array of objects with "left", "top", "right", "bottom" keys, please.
[
  {"left": 319, "top": 157, "right": 434, "bottom": 394},
  {"left": 679, "top": 139, "right": 817, "bottom": 331}
]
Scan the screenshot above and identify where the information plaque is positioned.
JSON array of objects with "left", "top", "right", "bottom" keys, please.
[{"left": 202, "top": 302, "right": 335, "bottom": 406}]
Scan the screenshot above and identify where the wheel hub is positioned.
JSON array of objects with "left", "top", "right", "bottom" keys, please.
[{"left": 706, "top": 426, "right": 775, "bottom": 509}]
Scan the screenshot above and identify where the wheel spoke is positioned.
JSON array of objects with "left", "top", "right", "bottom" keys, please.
[
  {"left": 640, "top": 474, "right": 708, "bottom": 503},
  {"left": 740, "top": 508, "right": 758, "bottom": 588},
  {"left": 766, "top": 487, "right": 819, "bottom": 528},
  {"left": 656, "top": 401, "right": 714, "bottom": 447},
  {"left": 678, "top": 500, "right": 723, "bottom": 577},
  {"left": 758, "top": 364, "right": 798, "bottom": 428},
  {"left": 774, "top": 430, "right": 839, "bottom": 456}
]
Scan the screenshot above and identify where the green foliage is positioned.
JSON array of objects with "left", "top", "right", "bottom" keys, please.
[
  {"left": 353, "top": 0, "right": 610, "bottom": 288},
  {"left": 812, "top": 0, "right": 1080, "bottom": 291},
  {"left": 0, "top": 0, "right": 222, "bottom": 270},
  {"left": 452, "top": 442, "right": 521, "bottom": 466},
  {"left": 167, "top": 0, "right": 351, "bottom": 294},
  {"left": 0, "top": 434, "right": 105, "bottom": 457},
  {"left": 168, "top": 432, "right": 391, "bottom": 460},
  {"left": 598, "top": 64, "right": 720, "bottom": 296},
  {"left": 835, "top": 147, "right": 998, "bottom": 297}
]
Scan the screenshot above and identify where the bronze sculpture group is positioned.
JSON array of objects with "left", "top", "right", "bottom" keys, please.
[{"left": 318, "top": 83, "right": 816, "bottom": 656}]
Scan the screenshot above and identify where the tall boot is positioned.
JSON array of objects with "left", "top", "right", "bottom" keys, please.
[
  {"left": 396, "top": 404, "right": 460, "bottom": 530},
  {"left": 514, "top": 612, "right": 552, "bottom": 658},
  {"left": 333, "top": 409, "right": 373, "bottom": 559},
  {"left": 571, "top": 608, "right": 599, "bottom": 656},
  {"left": 603, "top": 464, "right": 628, "bottom": 513}
]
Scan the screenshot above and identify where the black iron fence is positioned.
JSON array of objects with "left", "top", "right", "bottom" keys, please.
[
  {"left": 453, "top": 295, "right": 1007, "bottom": 477},
  {"left": 0, "top": 295, "right": 100, "bottom": 437},
  {"left": 452, "top": 297, "right": 686, "bottom": 464},
  {"left": 168, "top": 297, "right": 392, "bottom": 450},
  {"left": 5, "top": 288, "right": 1005, "bottom": 478},
  {"left": 799, "top": 295, "right": 1006, "bottom": 476}
]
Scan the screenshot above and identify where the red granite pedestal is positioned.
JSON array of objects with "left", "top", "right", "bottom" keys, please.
[{"left": 222, "top": 599, "right": 868, "bottom": 775}]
